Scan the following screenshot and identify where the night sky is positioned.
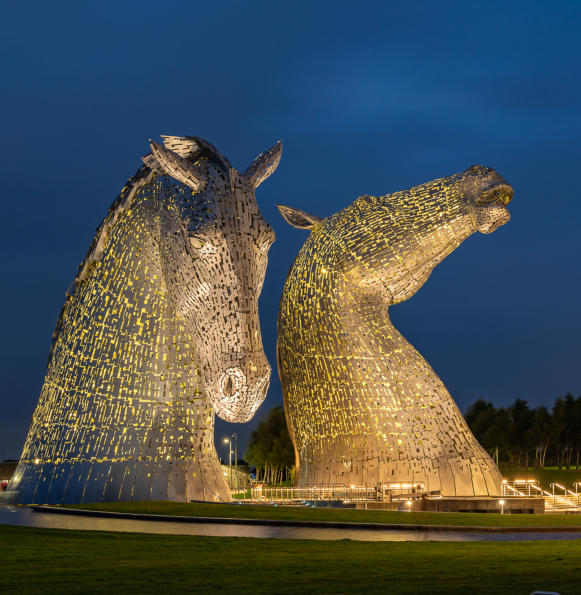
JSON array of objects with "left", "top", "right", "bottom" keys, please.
[{"left": 1, "top": 1, "right": 580, "bottom": 460}]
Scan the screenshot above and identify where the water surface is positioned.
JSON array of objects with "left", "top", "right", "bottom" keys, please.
[{"left": 1, "top": 507, "right": 579, "bottom": 542}]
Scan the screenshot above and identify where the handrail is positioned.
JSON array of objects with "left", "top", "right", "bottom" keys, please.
[
  {"left": 250, "top": 483, "right": 428, "bottom": 503},
  {"left": 501, "top": 480, "right": 580, "bottom": 510},
  {"left": 251, "top": 481, "right": 580, "bottom": 510},
  {"left": 550, "top": 482, "right": 578, "bottom": 497}
]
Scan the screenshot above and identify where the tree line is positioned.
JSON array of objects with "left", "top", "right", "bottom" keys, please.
[
  {"left": 244, "top": 406, "right": 295, "bottom": 484},
  {"left": 465, "top": 394, "right": 581, "bottom": 469}
]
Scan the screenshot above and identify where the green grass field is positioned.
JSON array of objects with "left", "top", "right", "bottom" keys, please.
[
  {"left": 65, "top": 501, "right": 581, "bottom": 527},
  {"left": 1, "top": 524, "right": 580, "bottom": 594}
]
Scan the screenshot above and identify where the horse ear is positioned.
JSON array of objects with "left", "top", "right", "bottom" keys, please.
[
  {"left": 160, "top": 135, "right": 200, "bottom": 157},
  {"left": 244, "top": 141, "right": 282, "bottom": 189},
  {"left": 142, "top": 140, "right": 206, "bottom": 192},
  {"left": 277, "top": 204, "right": 322, "bottom": 230}
]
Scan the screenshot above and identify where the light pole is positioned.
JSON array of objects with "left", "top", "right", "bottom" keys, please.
[
  {"left": 223, "top": 437, "right": 232, "bottom": 489},
  {"left": 499, "top": 499, "right": 505, "bottom": 515},
  {"left": 231, "top": 433, "right": 238, "bottom": 493}
]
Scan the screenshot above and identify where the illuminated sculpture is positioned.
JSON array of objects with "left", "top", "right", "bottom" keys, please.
[
  {"left": 5, "top": 135, "right": 280, "bottom": 504},
  {"left": 277, "top": 165, "right": 513, "bottom": 497}
]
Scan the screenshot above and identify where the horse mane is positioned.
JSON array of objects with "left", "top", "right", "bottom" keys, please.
[
  {"left": 49, "top": 135, "right": 229, "bottom": 363},
  {"left": 72, "top": 135, "right": 230, "bottom": 294}
]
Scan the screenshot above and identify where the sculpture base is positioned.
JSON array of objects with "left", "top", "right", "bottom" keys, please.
[
  {"left": 357, "top": 497, "right": 545, "bottom": 514},
  {"left": 3, "top": 457, "right": 231, "bottom": 505}
]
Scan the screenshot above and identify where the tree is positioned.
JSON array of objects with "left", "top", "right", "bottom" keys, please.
[
  {"left": 245, "top": 406, "right": 295, "bottom": 484},
  {"left": 464, "top": 394, "right": 581, "bottom": 469},
  {"left": 508, "top": 399, "right": 534, "bottom": 467},
  {"left": 465, "top": 399, "right": 496, "bottom": 448},
  {"left": 552, "top": 394, "right": 579, "bottom": 469},
  {"left": 528, "top": 405, "right": 552, "bottom": 468}
]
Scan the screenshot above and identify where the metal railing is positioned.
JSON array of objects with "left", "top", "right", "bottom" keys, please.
[
  {"left": 250, "top": 482, "right": 428, "bottom": 504},
  {"left": 501, "top": 479, "right": 581, "bottom": 511},
  {"left": 249, "top": 479, "right": 581, "bottom": 510}
]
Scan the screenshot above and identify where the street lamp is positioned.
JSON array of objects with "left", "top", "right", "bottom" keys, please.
[
  {"left": 499, "top": 499, "right": 505, "bottom": 515},
  {"left": 231, "top": 433, "right": 238, "bottom": 493},
  {"left": 223, "top": 437, "right": 232, "bottom": 489}
]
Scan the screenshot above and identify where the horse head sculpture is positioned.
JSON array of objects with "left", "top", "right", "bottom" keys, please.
[
  {"left": 145, "top": 136, "right": 278, "bottom": 423},
  {"left": 277, "top": 165, "right": 512, "bottom": 497},
  {"left": 5, "top": 135, "right": 281, "bottom": 504}
]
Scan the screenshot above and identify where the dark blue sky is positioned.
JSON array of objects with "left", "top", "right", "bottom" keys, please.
[{"left": 1, "top": 1, "right": 580, "bottom": 459}]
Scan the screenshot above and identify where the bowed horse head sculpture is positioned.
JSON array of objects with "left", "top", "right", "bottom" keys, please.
[
  {"left": 145, "top": 136, "right": 281, "bottom": 422},
  {"left": 6, "top": 135, "right": 281, "bottom": 505},
  {"left": 277, "top": 164, "right": 513, "bottom": 497}
]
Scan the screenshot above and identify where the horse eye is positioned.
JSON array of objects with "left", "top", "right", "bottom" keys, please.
[{"left": 189, "top": 236, "right": 205, "bottom": 250}]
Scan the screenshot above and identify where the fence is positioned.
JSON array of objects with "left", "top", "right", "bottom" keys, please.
[
  {"left": 501, "top": 479, "right": 581, "bottom": 511},
  {"left": 250, "top": 479, "right": 581, "bottom": 511},
  {"left": 251, "top": 483, "right": 428, "bottom": 503}
]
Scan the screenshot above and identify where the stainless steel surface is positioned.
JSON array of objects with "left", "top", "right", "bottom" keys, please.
[
  {"left": 278, "top": 165, "right": 513, "bottom": 497},
  {"left": 4, "top": 136, "right": 281, "bottom": 505}
]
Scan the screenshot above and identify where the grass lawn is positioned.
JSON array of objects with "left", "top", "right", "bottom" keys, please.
[
  {"left": 1, "top": 524, "right": 580, "bottom": 594},
  {"left": 64, "top": 501, "right": 581, "bottom": 528}
]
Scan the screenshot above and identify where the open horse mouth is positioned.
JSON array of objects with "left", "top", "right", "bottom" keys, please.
[
  {"left": 470, "top": 178, "right": 514, "bottom": 235},
  {"left": 475, "top": 183, "right": 514, "bottom": 206}
]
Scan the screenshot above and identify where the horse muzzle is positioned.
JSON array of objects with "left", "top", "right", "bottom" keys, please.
[
  {"left": 208, "top": 359, "right": 271, "bottom": 422},
  {"left": 470, "top": 181, "right": 514, "bottom": 234}
]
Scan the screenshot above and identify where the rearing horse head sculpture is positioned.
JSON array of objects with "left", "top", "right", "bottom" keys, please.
[{"left": 277, "top": 164, "right": 513, "bottom": 497}]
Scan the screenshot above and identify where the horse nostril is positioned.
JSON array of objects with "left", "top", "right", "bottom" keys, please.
[{"left": 219, "top": 367, "right": 246, "bottom": 399}]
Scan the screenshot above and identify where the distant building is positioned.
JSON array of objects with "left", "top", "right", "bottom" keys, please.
[{"left": 0, "top": 461, "right": 18, "bottom": 492}]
